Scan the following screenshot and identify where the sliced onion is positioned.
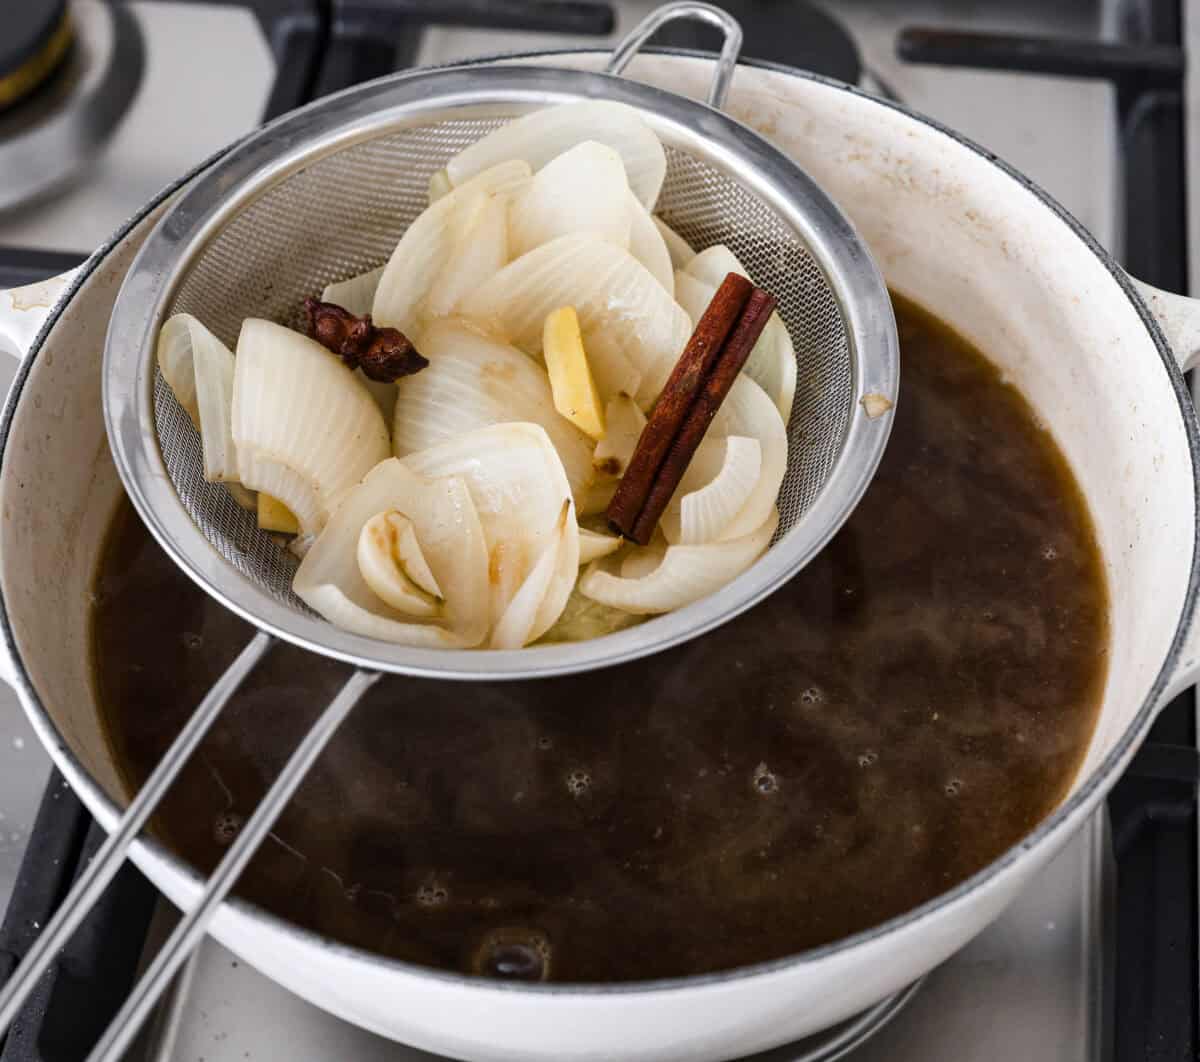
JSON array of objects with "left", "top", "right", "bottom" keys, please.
[
  {"left": 492, "top": 500, "right": 573, "bottom": 649},
  {"left": 711, "top": 375, "right": 787, "bottom": 541},
  {"left": 458, "top": 233, "right": 690, "bottom": 408},
  {"left": 592, "top": 392, "right": 647, "bottom": 481},
  {"left": 232, "top": 319, "right": 390, "bottom": 537},
  {"left": 579, "top": 508, "right": 778, "bottom": 614},
  {"left": 321, "top": 266, "right": 383, "bottom": 316},
  {"left": 654, "top": 218, "right": 695, "bottom": 269},
  {"left": 509, "top": 141, "right": 631, "bottom": 258},
  {"left": 428, "top": 168, "right": 453, "bottom": 202},
  {"left": 404, "top": 423, "right": 579, "bottom": 634},
  {"left": 373, "top": 160, "right": 530, "bottom": 335},
  {"left": 356, "top": 511, "right": 442, "bottom": 617},
  {"left": 443, "top": 101, "right": 666, "bottom": 210},
  {"left": 673, "top": 270, "right": 717, "bottom": 329},
  {"left": 578, "top": 527, "right": 621, "bottom": 564},
  {"left": 157, "top": 314, "right": 243, "bottom": 492},
  {"left": 628, "top": 193, "right": 673, "bottom": 296},
  {"left": 684, "top": 245, "right": 797, "bottom": 421},
  {"left": 393, "top": 320, "right": 595, "bottom": 508},
  {"left": 238, "top": 452, "right": 322, "bottom": 534},
  {"left": 294, "top": 459, "right": 489, "bottom": 647},
  {"left": 660, "top": 435, "right": 761, "bottom": 545},
  {"left": 620, "top": 539, "right": 666, "bottom": 579},
  {"left": 426, "top": 191, "right": 509, "bottom": 319}
]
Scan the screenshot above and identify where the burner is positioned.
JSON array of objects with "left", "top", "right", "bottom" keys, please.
[
  {"left": 0, "top": 1, "right": 144, "bottom": 212},
  {"left": 0, "top": 1, "right": 73, "bottom": 113},
  {"left": 651, "top": 0, "right": 861, "bottom": 85}
]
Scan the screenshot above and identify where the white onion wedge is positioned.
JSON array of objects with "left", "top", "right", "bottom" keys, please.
[
  {"left": 579, "top": 508, "right": 778, "bottom": 614},
  {"left": 429, "top": 169, "right": 453, "bottom": 202},
  {"left": 621, "top": 539, "right": 666, "bottom": 580},
  {"left": 157, "top": 313, "right": 240, "bottom": 485},
  {"left": 443, "top": 101, "right": 666, "bottom": 210},
  {"left": 660, "top": 435, "right": 761, "bottom": 545},
  {"left": 294, "top": 459, "right": 489, "bottom": 647},
  {"left": 426, "top": 191, "right": 509, "bottom": 319},
  {"left": 393, "top": 321, "right": 595, "bottom": 507},
  {"left": 673, "top": 270, "right": 716, "bottom": 329},
  {"left": 684, "top": 245, "right": 797, "bottom": 421},
  {"left": 491, "top": 500, "right": 573, "bottom": 649},
  {"left": 578, "top": 527, "right": 621, "bottom": 564},
  {"left": 373, "top": 160, "right": 530, "bottom": 335},
  {"left": 509, "top": 141, "right": 631, "bottom": 258},
  {"left": 628, "top": 193, "right": 673, "bottom": 295},
  {"left": 321, "top": 266, "right": 383, "bottom": 316},
  {"left": 232, "top": 319, "right": 390, "bottom": 537},
  {"left": 458, "top": 233, "right": 690, "bottom": 408},
  {"left": 654, "top": 218, "right": 695, "bottom": 269},
  {"left": 711, "top": 375, "right": 787, "bottom": 541},
  {"left": 404, "top": 423, "right": 579, "bottom": 634},
  {"left": 357, "top": 511, "right": 442, "bottom": 617},
  {"left": 592, "top": 392, "right": 647, "bottom": 480}
]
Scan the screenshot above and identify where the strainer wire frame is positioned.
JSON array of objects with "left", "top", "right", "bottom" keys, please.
[{"left": 104, "top": 62, "right": 898, "bottom": 684}]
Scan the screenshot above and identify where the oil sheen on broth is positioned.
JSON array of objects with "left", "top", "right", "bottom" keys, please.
[{"left": 92, "top": 296, "right": 1109, "bottom": 984}]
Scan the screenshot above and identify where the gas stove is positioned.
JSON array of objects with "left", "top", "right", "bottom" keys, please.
[{"left": 0, "top": 2, "right": 1195, "bottom": 1060}]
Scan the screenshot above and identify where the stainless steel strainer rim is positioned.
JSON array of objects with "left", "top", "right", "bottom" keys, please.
[{"left": 103, "top": 61, "right": 898, "bottom": 681}]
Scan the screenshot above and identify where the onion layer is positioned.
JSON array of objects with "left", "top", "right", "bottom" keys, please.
[
  {"left": 711, "top": 375, "right": 787, "bottom": 541},
  {"left": 393, "top": 320, "right": 596, "bottom": 509},
  {"left": 660, "top": 435, "right": 761, "bottom": 545},
  {"left": 232, "top": 319, "right": 390, "bottom": 537},
  {"left": 372, "top": 160, "right": 530, "bottom": 335},
  {"left": 654, "top": 218, "right": 695, "bottom": 269},
  {"left": 579, "top": 508, "right": 778, "bottom": 614},
  {"left": 294, "top": 459, "right": 490, "bottom": 647},
  {"left": 443, "top": 101, "right": 666, "bottom": 210},
  {"left": 157, "top": 313, "right": 240, "bottom": 485},
  {"left": 458, "top": 233, "right": 690, "bottom": 408},
  {"left": 404, "top": 422, "right": 579, "bottom": 637},
  {"left": 510, "top": 141, "right": 630, "bottom": 258}
]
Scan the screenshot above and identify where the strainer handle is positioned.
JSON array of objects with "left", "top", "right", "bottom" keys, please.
[
  {"left": 0, "top": 630, "right": 274, "bottom": 1038},
  {"left": 605, "top": 1, "right": 743, "bottom": 109},
  {"left": 86, "top": 666, "right": 381, "bottom": 1062}
]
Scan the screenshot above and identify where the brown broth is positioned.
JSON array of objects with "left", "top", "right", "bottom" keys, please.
[{"left": 91, "top": 296, "right": 1109, "bottom": 983}]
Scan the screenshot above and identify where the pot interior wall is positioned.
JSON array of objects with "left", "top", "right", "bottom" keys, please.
[{"left": 0, "top": 207, "right": 170, "bottom": 807}]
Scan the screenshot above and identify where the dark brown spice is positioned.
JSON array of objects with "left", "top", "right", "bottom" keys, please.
[
  {"left": 303, "top": 297, "right": 428, "bottom": 382},
  {"left": 606, "top": 273, "right": 752, "bottom": 539},
  {"left": 629, "top": 288, "right": 778, "bottom": 544}
]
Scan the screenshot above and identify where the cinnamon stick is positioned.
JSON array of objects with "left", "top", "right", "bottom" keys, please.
[
  {"left": 606, "top": 272, "right": 753, "bottom": 538},
  {"left": 630, "top": 288, "right": 778, "bottom": 545}
]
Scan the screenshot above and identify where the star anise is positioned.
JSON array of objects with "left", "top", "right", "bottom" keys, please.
[{"left": 303, "top": 297, "right": 428, "bottom": 382}]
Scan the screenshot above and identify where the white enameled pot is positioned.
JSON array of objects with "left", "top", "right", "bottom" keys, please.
[{"left": 2, "top": 52, "right": 1200, "bottom": 1062}]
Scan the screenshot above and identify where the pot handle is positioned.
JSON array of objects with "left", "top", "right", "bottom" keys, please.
[
  {"left": 0, "top": 271, "right": 77, "bottom": 363},
  {"left": 1131, "top": 276, "right": 1200, "bottom": 700},
  {"left": 1129, "top": 276, "right": 1200, "bottom": 373},
  {"left": 0, "top": 271, "right": 77, "bottom": 689}
]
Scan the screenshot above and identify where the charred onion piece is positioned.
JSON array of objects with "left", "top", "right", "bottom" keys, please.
[{"left": 303, "top": 297, "right": 429, "bottom": 382}]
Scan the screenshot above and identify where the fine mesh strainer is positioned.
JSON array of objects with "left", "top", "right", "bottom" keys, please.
[
  {"left": 0, "top": 6, "right": 897, "bottom": 1058},
  {"left": 103, "top": 6, "right": 899, "bottom": 685}
]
